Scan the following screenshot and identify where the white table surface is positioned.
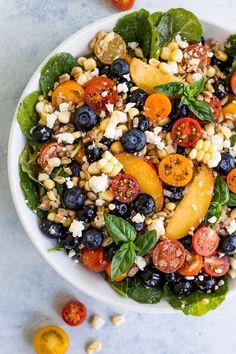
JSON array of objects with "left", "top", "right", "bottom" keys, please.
[{"left": 1, "top": 0, "right": 236, "bottom": 353}]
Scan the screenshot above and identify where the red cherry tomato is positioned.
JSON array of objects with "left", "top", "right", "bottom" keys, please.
[
  {"left": 111, "top": 173, "right": 140, "bottom": 203},
  {"left": 209, "top": 95, "right": 222, "bottom": 121},
  {"left": 80, "top": 247, "right": 109, "bottom": 272},
  {"left": 84, "top": 77, "right": 118, "bottom": 112},
  {"left": 192, "top": 227, "right": 220, "bottom": 256},
  {"left": 203, "top": 252, "right": 230, "bottom": 277},
  {"left": 112, "top": 0, "right": 135, "bottom": 11},
  {"left": 178, "top": 250, "right": 203, "bottom": 276},
  {"left": 230, "top": 71, "right": 236, "bottom": 95},
  {"left": 152, "top": 240, "right": 186, "bottom": 273},
  {"left": 61, "top": 300, "right": 87, "bottom": 327},
  {"left": 172, "top": 117, "right": 202, "bottom": 147},
  {"left": 182, "top": 44, "right": 211, "bottom": 71},
  {"left": 38, "top": 141, "right": 60, "bottom": 169}
]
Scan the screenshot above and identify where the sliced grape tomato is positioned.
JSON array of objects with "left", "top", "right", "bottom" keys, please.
[
  {"left": 192, "top": 227, "right": 220, "bottom": 256},
  {"left": 111, "top": 173, "right": 140, "bottom": 203},
  {"left": 172, "top": 117, "right": 202, "bottom": 147},
  {"left": 203, "top": 252, "right": 230, "bottom": 277},
  {"left": 153, "top": 240, "right": 186, "bottom": 273}
]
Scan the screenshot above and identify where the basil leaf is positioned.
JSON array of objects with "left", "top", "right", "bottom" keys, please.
[
  {"left": 19, "top": 144, "right": 41, "bottom": 183},
  {"left": 164, "top": 280, "right": 228, "bottom": 316},
  {"left": 111, "top": 243, "right": 136, "bottom": 281},
  {"left": 154, "top": 82, "right": 184, "bottom": 96},
  {"left": 19, "top": 167, "right": 39, "bottom": 211},
  {"left": 228, "top": 193, "right": 236, "bottom": 206},
  {"left": 205, "top": 203, "right": 223, "bottom": 225},
  {"left": 187, "top": 100, "right": 214, "bottom": 123},
  {"left": 135, "top": 230, "right": 157, "bottom": 256},
  {"left": 225, "top": 34, "right": 236, "bottom": 56},
  {"left": 214, "top": 176, "right": 230, "bottom": 205},
  {"left": 188, "top": 78, "right": 207, "bottom": 97},
  {"left": 17, "top": 91, "right": 40, "bottom": 139},
  {"left": 40, "top": 53, "right": 77, "bottom": 97},
  {"left": 104, "top": 214, "right": 136, "bottom": 244}
]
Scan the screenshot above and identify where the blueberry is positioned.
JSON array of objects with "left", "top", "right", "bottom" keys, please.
[
  {"left": 73, "top": 106, "right": 99, "bottom": 132},
  {"left": 129, "top": 88, "right": 148, "bottom": 109},
  {"left": 220, "top": 235, "right": 236, "bottom": 256},
  {"left": 195, "top": 275, "right": 217, "bottom": 292},
  {"left": 77, "top": 206, "right": 97, "bottom": 223},
  {"left": 100, "top": 136, "right": 113, "bottom": 148},
  {"left": 131, "top": 221, "right": 145, "bottom": 232},
  {"left": 166, "top": 186, "right": 183, "bottom": 202},
  {"left": 216, "top": 153, "right": 235, "bottom": 174},
  {"left": 99, "top": 66, "right": 112, "bottom": 78},
  {"left": 180, "top": 235, "right": 193, "bottom": 250},
  {"left": 68, "top": 162, "right": 81, "bottom": 177},
  {"left": 85, "top": 144, "right": 103, "bottom": 163},
  {"left": 134, "top": 193, "right": 155, "bottom": 216},
  {"left": 213, "top": 80, "right": 229, "bottom": 99},
  {"left": 141, "top": 266, "right": 165, "bottom": 288},
  {"left": 39, "top": 219, "right": 64, "bottom": 239},
  {"left": 211, "top": 56, "right": 233, "bottom": 73},
  {"left": 105, "top": 244, "right": 118, "bottom": 262},
  {"left": 136, "top": 115, "right": 150, "bottom": 132},
  {"left": 82, "top": 228, "right": 103, "bottom": 249},
  {"left": 63, "top": 187, "right": 86, "bottom": 210},
  {"left": 110, "top": 59, "right": 129, "bottom": 78},
  {"left": 60, "top": 233, "right": 80, "bottom": 250},
  {"left": 110, "top": 201, "right": 131, "bottom": 219},
  {"left": 172, "top": 280, "right": 195, "bottom": 296},
  {"left": 176, "top": 146, "right": 186, "bottom": 156},
  {"left": 165, "top": 272, "right": 182, "bottom": 285},
  {"left": 121, "top": 128, "right": 146, "bottom": 153},
  {"left": 200, "top": 36, "right": 206, "bottom": 45},
  {"left": 32, "top": 125, "right": 52, "bottom": 143},
  {"left": 169, "top": 100, "right": 190, "bottom": 121}
]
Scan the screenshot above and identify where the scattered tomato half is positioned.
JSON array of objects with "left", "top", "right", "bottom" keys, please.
[
  {"left": 33, "top": 325, "right": 69, "bottom": 354},
  {"left": 112, "top": 0, "right": 135, "bottom": 11},
  {"left": 111, "top": 173, "right": 140, "bottom": 203},
  {"left": 230, "top": 71, "right": 236, "bottom": 95},
  {"left": 144, "top": 92, "right": 172, "bottom": 122},
  {"left": 106, "top": 263, "right": 128, "bottom": 282},
  {"left": 153, "top": 240, "right": 186, "bottom": 273},
  {"left": 84, "top": 77, "right": 118, "bottom": 112},
  {"left": 227, "top": 168, "right": 236, "bottom": 193},
  {"left": 61, "top": 300, "right": 87, "bottom": 327},
  {"left": 38, "top": 141, "right": 60, "bottom": 169},
  {"left": 172, "top": 117, "right": 202, "bottom": 147},
  {"left": 158, "top": 154, "right": 193, "bottom": 187},
  {"left": 209, "top": 95, "right": 222, "bottom": 121},
  {"left": 203, "top": 252, "right": 230, "bottom": 277},
  {"left": 178, "top": 250, "right": 203, "bottom": 276},
  {"left": 182, "top": 44, "right": 211, "bottom": 71},
  {"left": 192, "top": 227, "right": 220, "bottom": 256},
  {"left": 52, "top": 80, "right": 84, "bottom": 109},
  {"left": 80, "top": 247, "right": 109, "bottom": 272}
]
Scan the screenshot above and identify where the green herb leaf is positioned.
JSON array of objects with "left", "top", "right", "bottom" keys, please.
[
  {"left": 154, "top": 82, "right": 184, "bottom": 96},
  {"left": 135, "top": 230, "right": 157, "bottom": 256},
  {"left": 230, "top": 134, "right": 236, "bottom": 146},
  {"left": 228, "top": 193, "right": 236, "bottom": 206},
  {"left": 205, "top": 203, "right": 223, "bottom": 225},
  {"left": 164, "top": 280, "right": 228, "bottom": 316},
  {"left": 40, "top": 53, "right": 77, "bottom": 97},
  {"left": 104, "top": 214, "right": 136, "bottom": 244},
  {"left": 149, "top": 11, "right": 163, "bottom": 59},
  {"left": 37, "top": 209, "right": 48, "bottom": 219},
  {"left": 19, "top": 167, "right": 39, "bottom": 211},
  {"left": 17, "top": 91, "right": 40, "bottom": 139},
  {"left": 114, "top": 11, "right": 139, "bottom": 43},
  {"left": 214, "top": 176, "right": 230, "bottom": 205},
  {"left": 135, "top": 9, "right": 152, "bottom": 57},
  {"left": 111, "top": 242, "right": 136, "bottom": 281},
  {"left": 188, "top": 78, "right": 207, "bottom": 97},
  {"left": 50, "top": 167, "right": 68, "bottom": 179},
  {"left": 187, "top": 100, "right": 214, "bottom": 123},
  {"left": 225, "top": 34, "right": 236, "bottom": 57},
  {"left": 48, "top": 246, "right": 65, "bottom": 253},
  {"left": 19, "top": 144, "right": 41, "bottom": 183}
]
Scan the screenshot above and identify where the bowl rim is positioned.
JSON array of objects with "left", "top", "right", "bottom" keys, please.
[{"left": 8, "top": 10, "right": 236, "bottom": 314}]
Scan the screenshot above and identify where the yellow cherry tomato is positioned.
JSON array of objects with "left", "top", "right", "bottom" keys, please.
[{"left": 33, "top": 325, "right": 69, "bottom": 354}]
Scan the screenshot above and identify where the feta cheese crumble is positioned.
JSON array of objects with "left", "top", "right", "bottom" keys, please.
[
  {"left": 135, "top": 256, "right": 147, "bottom": 270},
  {"left": 59, "top": 102, "right": 69, "bottom": 112},
  {"left": 69, "top": 219, "right": 85, "bottom": 238},
  {"left": 131, "top": 213, "right": 145, "bottom": 224},
  {"left": 46, "top": 113, "right": 58, "bottom": 128},
  {"left": 147, "top": 217, "right": 165, "bottom": 239},
  {"left": 145, "top": 127, "right": 165, "bottom": 150},
  {"left": 226, "top": 220, "right": 236, "bottom": 235},
  {"left": 89, "top": 173, "right": 109, "bottom": 193},
  {"left": 56, "top": 133, "right": 75, "bottom": 144}
]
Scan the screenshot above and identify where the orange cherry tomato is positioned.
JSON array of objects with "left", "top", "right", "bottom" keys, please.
[
  {"left": 84, "top": 77, "right": 118, "bottom": 112},
  {"left": 172, "top": 117, "right": 202, "bottom": 147},
  {"left": 61, "top": 300, "right": 87, "bottom": 327},
  {"left": 227, "top": 168, "right": 236, "bottom": 193},
  {"left": 203, "top": 252, "right": 230, "bottom": 277},
  {"left": 192, "top": 227, "right": 220, "bottom": 256},
  {"left": 144, "top": 93, "right": 172, "bottom": 122},
  {"left": 209, "top": 95, "right": 222, "bottom": 121},
  {"left": 112, "top": 0, "right": 135, "bottom": 11},
  {"left": 33, "top": 325, "right": 69, "bottom": 354},
  {"left": 182, "top": 44, "right": 211, "bottom": 71},
  {"left": 38, "top": 141, "right": 61, "bottom": 169},
  {"left": 80, "top": 247, "right": 109, "bottom": 272},
  {"left": 230, "top": 71, "right": 236, "bottom": 95},
  {"left": 106, "top": 263, "right": 128, "bottom": 282},
  {"left": 158, "top": 154, "right": 193, "bottom": 187},
  {"left": 153, "top": 240, "right": 186, "bottom": 273},
  {"left": 52, "top": 80, "right": 84, "bottom": 108},
  {"left": 178, "top": 250, "right": 203, "bottom": 276}
]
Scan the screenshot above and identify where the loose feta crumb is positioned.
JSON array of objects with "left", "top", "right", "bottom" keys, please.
[
  {"left": 175, "top": 34, "right": 189, "bottom": 49},
  {"left": 192, "top": 73, "right": 203, "bottom": 82},
  {"left": 124, "top": 102, "right": 136, "bottom": 112},
  {"left": 89, "top": 314, "right": 105, "bottom": 330},
  {"left": 128, "top": 42, "right": 139, "bottom": 49},
  {"left": 131, "top": 213, "right": 145, "bottom": 224},
  {"left": 135, "top": 256, "right": 147, "bottom": 270},
  {"left": 117, "top": 82, "right": 129, "bottom": 93},
  {"left": 86, "top": 340, "right": 102, "bottom": 354},
  {"left": 123, "top": 74, "right": 131, "bottom": 81},
  {"left": 198, "top": 275, "right": 204, "bottom": 281},
  {"left": 68, "top": 249, "right": 76, "bottom": 258},
  {"left": 65, "top": 177, "right": 74, "bottom": 189},
  {"left": 91, "top": 68, "right": 99, "bottom": 77},
  {"left": 145, "top": 129, "right": 165, "bottom": 150},
  {"left": 89, "top": 173, "right": 109, "bottom": 193},
  {"left": 56, "top": 133, "right": 75, "bottom": 144},
  {"left": 185, "top": 276, "right": 195, "bottom": 280},
  {"left": 105, "top": 103, "right": 114, "bottom": 112},
  {"left": 111, "top": 315, "right": 126, "bottom": 326},
  {"left": 46, "top": 113, "right": 58, "bottom": 128},
  {"left": 208, "top": 216, "right": 217, "bottom": 224},
  {"left": 104, "top": 110, "right": 127, "bottom": 139},
  {"left": 226, "top": 220, "right": 236, "bottom": 235},
  {"left": 59, "top": 102, "right": 69, "bottom": 112},
  {"left": 148, "top": 218, "right": 165, "bottom": 238},
  {"left": 218, "top": 279, "right": 225, "bottom": 286},
  {"left": 69, "top": 219, "right": 85, "bottom": 238}
]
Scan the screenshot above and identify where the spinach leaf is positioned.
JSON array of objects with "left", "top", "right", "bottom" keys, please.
[
  {"left": 156, "top": 8, "right": 203, "bottom": 48},
  {"left": 40, "top": 53, "right": 77, "bottom": 97},
  {"left": 135, "top": 9, "right": 152, "bottom": 57},
  {"left": 164, "top": 280, "right": 228, "bottom": 316},
  {"left": 111, "top": 242, "right": 136, "bottom": 281},
  {"left": 114, "top": 11, "right": 138, "bottom": 43},
  {"left": 19, "top": 144, "right": 41, "bottom": 183},
  {"left": 17, "top": 91, "right": 40, "bottom": 139},
  {"left": 19, "top": 167, "right": 39, "bottom": 211},
  {"left": 104, "top": 214, "right": 136, "bottom": 244},
  {"left": 155, "top": 82, "right": 184, "bottom": 96},
  {"left": 186, "top": 100, "right": 214, "bottom": 123},
  {"left": 148, "top": 11, "right": 163, "bottom": 59},
  {"left": 135, "top": 230, "right": 157, "bottom": 256},
  {"left": 214, "top": 176, "right": 230, "bottom": 205},
  {"left": 37, "top": 209, "right": 47, "bottom": 219},
  {"left": 225, "top": 34, "right": 236, "bottom": 56},
  {"left": 228, "top": 193, "right": 236, "bottom": 207}
]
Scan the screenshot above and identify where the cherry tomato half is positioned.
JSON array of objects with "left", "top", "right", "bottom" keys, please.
[
  {"left": 111, "top": 173, "right": 140, "bottom": 203},
  {"left": 80, "top": 247, "right": 109, "bottom": 272},
  {"left": 84, "top": 77, "right": 118, "bottom": 112},
  {"left": 172, "top": 117, "right": 202, "bottom": 147},
  {"left": 227, "top": 168, "right": 236, "bottom": 193},
  {"left": 192, "top": 227, "right": 220, "bottom": 256},
  {"left": 106, "top": 263, "right": 128, "bottom": 282},
  {"left": 61, "top": 300, "right": 87, "bottom": 327},
  {"left": 153, "top": 240, "right": 186, "bottom": 273},
  {"left": 182, "top": 44, "right": 211, "bottom": 71},
  {"left": 158, "top": 154, "right": 193, "bottom": 187},
  {"left": 52, "top": 80, "right": 84, "bottom": 109},
  {"left": 38, "top": 141, "right": 60, "bottom": 169},
  {"left": 203, "top": 252, "right": 230, "bottom": 277},
  {"left": 209, "top": 95, "right": 222, "bottom": 121},
  {"left": 112, "top": 0, "right": 135, "bottom": 11},
  {"left": 178, "top": 250, "right": 203, "bottom": 276},
  {"left": 33, "top": 325, "right": 69, "bottom": 354},
  {"left": 230, "top": 71, "right": 236, "bottom": 95}
]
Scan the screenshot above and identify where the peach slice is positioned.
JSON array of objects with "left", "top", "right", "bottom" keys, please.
[
  {"left": 116, "top": 153, "right": 163, "bottom": 210},
  {"left": 130, "top": 58, "right": 179, "bottom": 94},
  {"left": 165, "top": 166, "right": 214, "bottom": 240}
]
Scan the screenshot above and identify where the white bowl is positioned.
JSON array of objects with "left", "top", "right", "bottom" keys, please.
[{"left": 8, "top": 12, "right": 236, "bottom": 313}]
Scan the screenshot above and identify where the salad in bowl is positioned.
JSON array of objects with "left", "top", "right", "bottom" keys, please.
[{"left": 16, "top": 8, "right": 236, "bottom": 316}]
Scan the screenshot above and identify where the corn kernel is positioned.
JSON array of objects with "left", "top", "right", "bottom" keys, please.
[
  {"left": 196, "top": 150, "right": 205, "bottom": 162},
  {"left": 165, "top": 145, "right": 176, "bottom": 154},
  {"left": 186, "top": 74, "right": 195, "bottom": 84},
  {"left": 101, "top": 162, "right": 114, "bottom": 174},
  {"left": 128, "top": 107, "right": 139, "bottom": 119},
  {"left": 205, "top": 124, "right": 215, "bottom": 136},
  {"left": 208, "top": 143, "right": 217, "bottom": 153},
  {"left": 230, "top": 209, "right": 236, "bottom": 218},
  {"left": 97, "top": 159, "right": 107, "bottom": 169},
  {"left": 160, "top": 47, "right": 171, "bottom": 60},
  {"left": 111, "top": 141, "right": 123, "bottom": 154},
  {"left": 170, "top": 48, "right": 183, "bottom": 63},
  {"left": 167, "top": 42, "right": 179, "bottom": 51},
  {"left": 86, "top": 340, "right": 102, "bottom": 354},
  {"left": 202, "top": 140, "right": 211, "bottom": 152},
  {"left": 211, "top": 151, "right": 221, "bottom": 161},
  {"left": 99, "top": 190, "right": 114, "bottom": 202},
  {"left": 165, "top": 202, "right": 176, "bottom": 211},
  {"left": 167, "top": 60, "right": 179, "bottom": 74},
  {"left": 38, "top": 173, "right": 49, "bottom": 182},
  {"left": 134, "top": 47, "right": 144, "bottom": 58},
  {"left": 89, "top": 315, "right": 105, "bottom": 330},
  {"left": 207, "top": 158, "right": 219, "bottom": 168},
  {"left": 220, "top": 126, "right": 232, "bottom": 139},
  {"left": 215, "top": 50, "right": 228, "bottom": 62},
  {"left": 88, "top": 163, "right": 100, "bottom": 175},
  {"left": 77, "top": 56, "right": 87, "bottom": 66},
  {"left": 43, "top": 179, "right": 55, "bottom": 190},
  {"left": 99, "top": 118, "right": 109, "bottom": 132},
  {"left": 203, "top": 152, "right": 211, "bottom": 164},
  {"left": 84, "top": 58, "right": 97, "bottom": 71},
  {"left": 47, "top": 190, "right": 56, "bottom": 201},
  {"left": 48, "top": 212, "right": 56, "bottom": 221},
  {"left": 77, "top": 73, "right": 88, "bottom": 86},
  {"left": 207, "top": 66, "right": 216, "bottom": 78},
  {"left": 189, "top": 148, "right": 197, "bottom": 160},
  {"left": 111, "top": 315, "right": 126, "bottom": 326},
  {"left": 159, "top": 62, "right": 172, "bottom": 74},
  {"left": 195, "top": 139, "right": 203, "bottom": 151},
  {"left": 109, "top": 164, "right": 123, "bottom": 177},
  {"left": 149, "top": 58, "right": 160, "bottom": 67},
  {"left": 58, "top": 111, "right": 71, "bottom": 124},
  {"left": 36, "top": 101, "right": 45, "bottom": 114},
  {"left": 48, "top": 157, "right": 61, "bottom": 168}
]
